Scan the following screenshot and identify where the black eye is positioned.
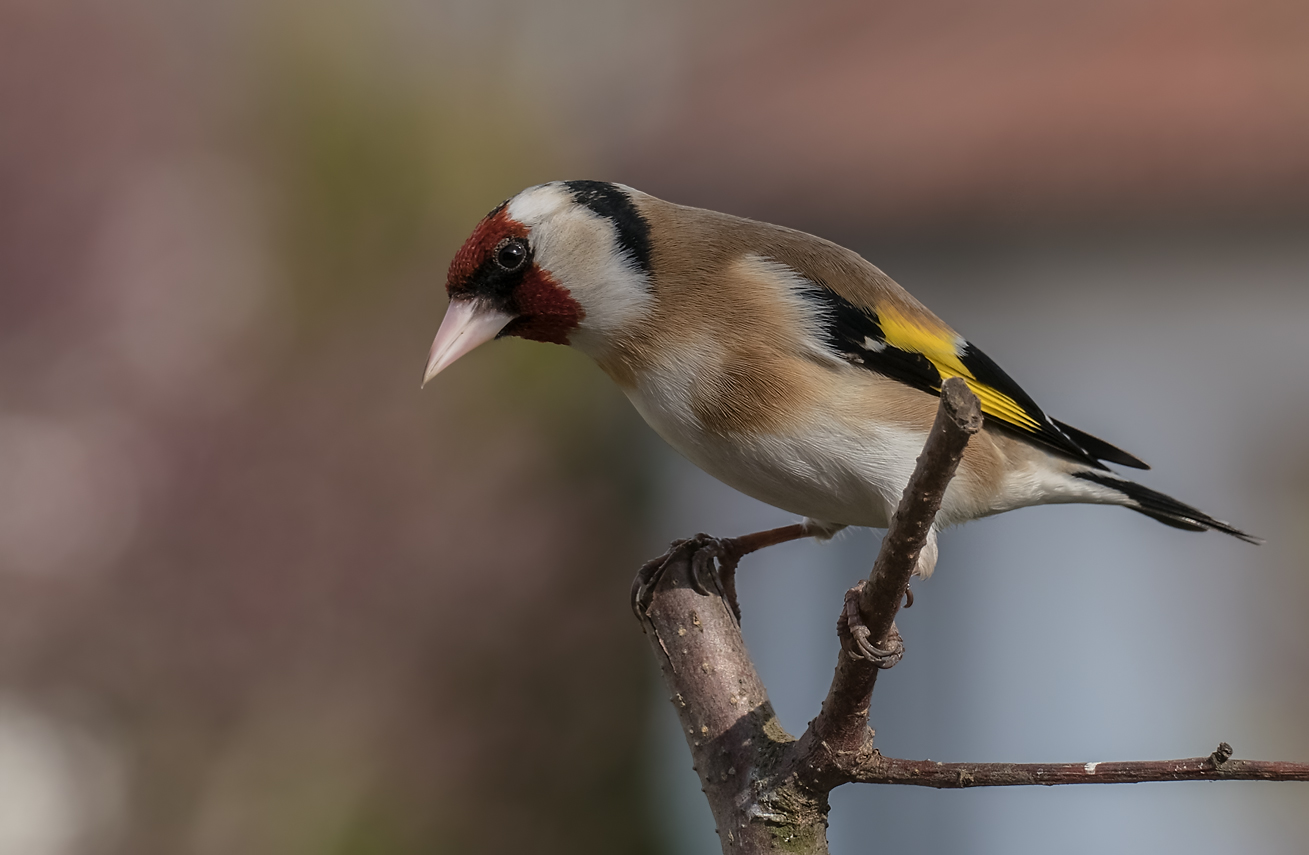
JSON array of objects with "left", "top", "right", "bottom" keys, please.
[{"left": 495, "top": 239, "right": 528, "bottom": 272}]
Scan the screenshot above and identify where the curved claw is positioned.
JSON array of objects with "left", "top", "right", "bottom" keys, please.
[
  {"left": 631, "top": 533, "right": 741, "bottom": 620},
  {"left": 849, "top": 623, "right": 904, "bottom": 669},
  {"left": 631, "top": 534, "right": 721, "bottom": 618},
  {"left": 840, "top": 582, "right": 906, "bottom": 669},
  {"left": 688, "top": 537, "right": 724, "bottom": 596},
  {"left": 631, "top": 541, "right": 688, "bottom": 618}
]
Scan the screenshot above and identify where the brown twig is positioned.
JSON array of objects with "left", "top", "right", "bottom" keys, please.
[
  {"left": 794, "top": 377, "right": 983, "bottom": 774},
  {"left": 858, "top": 378, "right": 983, "bottom": 645},
  {"left": 853, "top": 745, "right": 1309, "bottom": 787}
]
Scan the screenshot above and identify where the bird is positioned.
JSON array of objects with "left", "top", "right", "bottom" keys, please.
[{"left": 422, "top": 179, "right": 1256, "bottom": 594}]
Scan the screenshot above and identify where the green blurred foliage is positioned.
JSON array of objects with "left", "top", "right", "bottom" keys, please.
[{"left": 254, "top": 3, "right": 566, "bottom": 330}]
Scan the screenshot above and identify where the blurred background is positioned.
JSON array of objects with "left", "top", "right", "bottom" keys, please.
[{"left": 0, "top": 1, "right": 1306, "bottom": 853}]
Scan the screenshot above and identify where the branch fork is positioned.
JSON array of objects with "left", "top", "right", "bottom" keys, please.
[{"left": 633, "top": 378, "right": 1309, "bottom": 853}]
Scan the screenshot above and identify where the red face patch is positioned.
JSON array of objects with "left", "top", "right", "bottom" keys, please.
[
  {"left": 445, "top": 206, "right": 585, "bottom": 345},
  {"left": 446, "top": 207, "right": 527, "bottom": 295},
  {"left": 504, "top": 266, "right": 584, "bottom": 345}
]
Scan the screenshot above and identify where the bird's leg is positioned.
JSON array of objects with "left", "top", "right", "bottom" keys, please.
[
  {"left": 631, "top": 521, "right": 837, "bottom": 621},
  {"left": 712, "top": 523, "right": 804, "bottom": 617},
  {"left": 717, "top": 522, "right": 814, "bottom": 558},
  {"left": 713, "top": 520, "right": 846, "bottom": 620}
]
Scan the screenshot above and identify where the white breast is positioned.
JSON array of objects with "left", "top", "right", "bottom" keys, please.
[{"left": 623, "top": 357, "right": 930, "bottom": 530}]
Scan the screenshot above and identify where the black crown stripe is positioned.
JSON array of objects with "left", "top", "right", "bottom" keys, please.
[{"left": 562, "top": 180, "right": 653, "bottom": 275}]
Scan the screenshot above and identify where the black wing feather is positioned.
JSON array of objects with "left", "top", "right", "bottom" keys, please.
[
  {"left": 803, "top": 285, "right": 1143, "bottom": 471},
  {"left": 1052, "top": 420, "right": 1149, "bottom": 470}
]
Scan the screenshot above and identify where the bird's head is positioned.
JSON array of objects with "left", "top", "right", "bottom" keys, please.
[{"left": 422, "top": 180, "right": 653, "bottom": 385}]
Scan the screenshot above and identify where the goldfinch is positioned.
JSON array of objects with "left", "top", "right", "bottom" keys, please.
[{"left": 423, "top": 181, "right": 1255, "bottom": 579}]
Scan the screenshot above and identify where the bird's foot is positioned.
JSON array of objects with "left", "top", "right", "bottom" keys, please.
[
  {"left": 631, "top": 534, "right": 744, "bottom": 621},
  {"left": 840, "top": 581, "right": 905, "bottom": 669}
]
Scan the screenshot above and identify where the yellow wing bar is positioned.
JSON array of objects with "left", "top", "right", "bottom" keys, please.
[{"left": 878, "top": 309, "right": 1041, "bottom": 432}]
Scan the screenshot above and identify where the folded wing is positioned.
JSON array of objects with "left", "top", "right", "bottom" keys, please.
[{"left": 803, "top": 284, "right": 1147, "bottom": 471}]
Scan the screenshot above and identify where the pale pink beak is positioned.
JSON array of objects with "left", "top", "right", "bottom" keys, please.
[{"left": 421, "top": 300, "right": 516, "bottom": 387}]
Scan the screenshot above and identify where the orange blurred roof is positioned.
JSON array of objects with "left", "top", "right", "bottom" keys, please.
[{"left": 622, "top": 0, "right": 1309, "bottom": 230}]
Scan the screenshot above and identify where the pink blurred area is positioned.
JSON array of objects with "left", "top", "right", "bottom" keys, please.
[
  {"left": 0, "top": 1, "right": 1305, "bottom": 854},
  {"left": 0, "top": 2, "right": 653, "bottom": 852},
  {"left": 626, "top": 0, "right": 1309, "bottom": 231}
]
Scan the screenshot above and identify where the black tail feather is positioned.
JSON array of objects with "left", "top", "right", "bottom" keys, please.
[
  {"left": 1072, "top": 470, "right": 1260, "bottom": 544},
  {"left": 1053, "top": 420, "right": 1150, "bottom": 470}
]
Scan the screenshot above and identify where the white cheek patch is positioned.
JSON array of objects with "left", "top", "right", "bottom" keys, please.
[{"left": 508, "top": 182, "right": 652, "bottom": 350}]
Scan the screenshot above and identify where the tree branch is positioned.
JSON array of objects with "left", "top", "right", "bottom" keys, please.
[
  {"left": 858, "top": 377, "right": 984, "bottom": 643},
  {"left": 633, "top": 379, "right": 1307, "bottom": 855},
  {"left": 853, "top": 744, "right": 1309, "bottom": 787},
  {"left": 639, "top": 537, "right": 826, "bottom": 852},
  {"left": 791, "top": 377, "right": 983, "bottom": 780}
]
